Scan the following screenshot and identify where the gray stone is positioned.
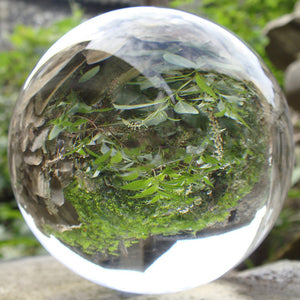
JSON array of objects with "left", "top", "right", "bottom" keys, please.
[
  {"left": 0, "top": 255, "right": 299, "bottom": 299},
  {"left": 0, "top": 0, "right": 72, "bottom": 50},
  {"left": 0, "top": 0, "right": 170, "bottom": 51},
  {"left": 264, "top": 1, "right": 300, "bottom": 110},
  {"left": 264, "top": 2, "right": 300, "bottom": 70},
  {"left": 284, "top": 59, "right": 300, "bottom": 110},
  {"left": 227, "top": 260, "right": 300, "bottom": 300}
]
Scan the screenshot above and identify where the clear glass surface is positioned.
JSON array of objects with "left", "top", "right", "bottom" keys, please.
[{"left": 8, "top": 7, "right": 294, "bottom": 294}]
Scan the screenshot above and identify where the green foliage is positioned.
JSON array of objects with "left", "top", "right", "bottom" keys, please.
[
  {"left": 0, "top": 6, "right": 84, "bottom": 95},
  {"left": 200, "top": 0, "right": 296, "bottom": 53},
  {"left": 0, "top": 95, "right": 12, "bottom": 191},
  {"left": 171, "top": 0, "right": 298, "bottom": 85},
  {"left": 0, "top": 202, "right": 42, "bottom": 259},
  {"left": 42, "top": 47, "right": 267, "bottom": 256}
]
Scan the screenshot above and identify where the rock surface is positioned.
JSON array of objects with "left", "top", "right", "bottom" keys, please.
[
  {"left": 0, "top": 255, "right": 299, "bottom": 300},
  {"left": 264, "top": 3, "right": 300, "bottom": 70},
  {"left": 264, "top": 1, "right": 300, "bottom": 110},
  {"left": 284, "top": 59, "right": 300, "bottom": 110}
]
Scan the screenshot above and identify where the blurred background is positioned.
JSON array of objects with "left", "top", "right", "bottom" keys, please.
[{"left": 0, "top": 0, "right": 299, "bottom": 269}]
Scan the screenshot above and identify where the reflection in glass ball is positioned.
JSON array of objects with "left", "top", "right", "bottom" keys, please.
[{"left": 8, "top": 7, "right": 293, "bottom": 294}]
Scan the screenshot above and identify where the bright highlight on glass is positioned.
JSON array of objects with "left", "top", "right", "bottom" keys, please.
[{"left": 8, "top": 7, "right": 293, "bottom": 294}]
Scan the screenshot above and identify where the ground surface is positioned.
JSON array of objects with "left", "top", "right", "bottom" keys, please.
[{"left": 0, "top": 255, "right": 299, "bottom": 300}]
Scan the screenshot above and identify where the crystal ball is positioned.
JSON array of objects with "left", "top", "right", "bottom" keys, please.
[{"left": 8, "top": 7, "right": 294, "bottom": 294}]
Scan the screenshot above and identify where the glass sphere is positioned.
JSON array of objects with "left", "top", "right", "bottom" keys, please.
[{"left": 8, "top": 7, "right": 294, "bottom": 294}]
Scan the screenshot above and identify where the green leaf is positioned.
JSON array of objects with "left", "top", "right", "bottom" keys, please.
[
  {"left": 174, "top": 101, "right": 199, "bottom": 114},
  {"left": 119, "top": 170, "right": 139, "bottom": 181},
  {"left": 163, "top": 52, "right": 197, "bottom": 69},
  {"left": 72, "top": 118, "right": 88, "bottom": 126},
  {"left": 215, "top": 110, "right": 226, "bottom": 117},
  {"left": 110, "top": 151, "right": 122, "bottom": 164},
  {"left": 76, "top": 147, "right": 86, "bottom": 156},
  {"left": 157, "top": 189, "right": 173, "bottom": 199},
  {"left": 144, "top": 111, "right": 168, "bottom": 126},
  {"left": 67, "top": 103, "right": 92, "bottom": 115},
  {"left": 94, "top": 149, "right": 112, "bottom": 165},
  {"left": 184, "top": 155, "right": 194, "bottom": 164},
  {"left": 225, "top": 110, "right": 250, "bottom": 129},
  {"left": 160, "top": 181, "right": 184, "bottom": 190},
  {"left": 121, "top": 179, "right": 151, "bottom": 191},
  {"left": 48, "top": 125, "right": 64, "bottom": 140},
  {"left": 147, "top": 194, "right": 160, "bottom": 204},
  {"left": 167, "top": 116, "right": 181, "bottom": 122},
  {"left": 89, "top": 107, "right": 114, "bottom": 113},
  {"left": 131, "top": 184, "right": 159, "bottom": 198},
  {"left": 203, "top": 176, "right": 214, "bottom": 187},
  {"left": 78, "top": 65, "right": 100, "bottom": 83},
  {"left": 195, "top": 72, "right": 217, "bottom": 98},
  {"left": 223, "top": 95, "right": 245, "bottom": 105},
  {"left": 113, "top": 98, "right": 166, "bottom": 110},
  {"left": 84, "top": 147, "right": 99, "bottom": 158},
  {"left": 215, "top": 101, "right": 226, "bottom": 117},
  {"left": 119, "top": 162, "right": 135, "bottom": 170},
  {"left": 202, "top": 155, "right": 219, "bottom": 165}
]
